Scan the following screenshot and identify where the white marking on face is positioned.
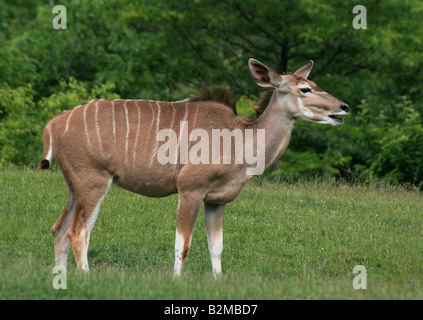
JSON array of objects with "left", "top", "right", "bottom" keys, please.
[
  {"left": 314, "top": 91, "right": 328, "bottom": 95},
  {"left": 334, "top": 110, "right": 348, "bottom": 116},
  {"left": 297, "top": 97, "right": 314, "bottom": 119}
]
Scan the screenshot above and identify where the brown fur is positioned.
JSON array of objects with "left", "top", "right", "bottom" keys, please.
[{"left": 189, "top": 87, "right": 238, "bottom": 115}]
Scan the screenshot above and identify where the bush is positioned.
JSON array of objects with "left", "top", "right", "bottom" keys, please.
[{"left": 356, "top": 97, "right": 423, "bottom": 185}]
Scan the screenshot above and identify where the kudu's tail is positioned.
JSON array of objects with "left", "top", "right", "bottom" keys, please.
[{"left": 38, "top": 126, "right": 53, "bottom": 170}]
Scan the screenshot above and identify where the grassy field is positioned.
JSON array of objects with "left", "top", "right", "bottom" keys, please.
[{"left": 1, "top": 168, "right": 423, "bottom": 300}]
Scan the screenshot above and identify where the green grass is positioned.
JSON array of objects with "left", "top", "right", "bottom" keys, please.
[{"left": 1, "top": 168, "right": 423, "bottom": 299}]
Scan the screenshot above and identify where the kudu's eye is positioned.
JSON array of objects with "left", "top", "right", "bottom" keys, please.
[{"left": 300, "top": 87, "right": 312, "bottom": 94}]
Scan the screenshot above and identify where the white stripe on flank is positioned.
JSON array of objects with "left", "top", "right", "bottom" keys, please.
[
  {"left": 183, "top": 101, "right": 189, "bottom": 122},
  {"left": 111, "top": 100, "right": 116, "bottom": 144},
  {"left": 124, "top": 101, "right": 130, "bottom": 160},
  {"left": 65, "top": 105, "right": 83, "bottom": 134},
  {"left": 64, "top": 110, "right": 73, "bottom": 134},
  {"left": 83, "top": 103, "right": 91, "bottom": 147},
  {"left": 170, "top": 103, "right": 176, "bottom": 130},
  {"left": 132, "top": 101, "right": 141, "bottom": 165},
  {"left": 95, "top": 102, "right": 103, "bottom": 151},
  {"left": 145, "top": 101, "right": 155, "bottom": 160},
  {"left": 175, "top": 102, "right": 190, "bottom": 162},
  {"left": 188, "top": 106, "right": 200, "bottom": 142},
  {"left": 149, "top": 102, "right": 161, "bottom": 166}
]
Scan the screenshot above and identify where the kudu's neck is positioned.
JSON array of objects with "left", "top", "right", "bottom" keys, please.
[{"left": 249, "top": 91, "right": 297, "bottom": 169}]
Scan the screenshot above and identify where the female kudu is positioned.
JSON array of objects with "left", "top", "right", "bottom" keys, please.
[{"left": 40, "top": 58, "right": 348, "bottom": 279}]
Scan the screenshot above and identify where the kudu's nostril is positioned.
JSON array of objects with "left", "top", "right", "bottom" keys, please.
[{"left": 340, "top": 104, "right": 349, "bottom": 113}]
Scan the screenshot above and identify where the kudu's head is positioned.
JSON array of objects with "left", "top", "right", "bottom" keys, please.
[{"left": 248, "top": 58, "right": 349, "bottom": 126}]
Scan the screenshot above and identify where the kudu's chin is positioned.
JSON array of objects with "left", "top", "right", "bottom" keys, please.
[
  {"left": 302, "top": 116, "right": 345, "bottom": 126},
  {"left": 327, "top": 115, "right": 345, "bottom": 126},
  {"left": 313, "top": 110, "right": 348, "bottom": 126}
]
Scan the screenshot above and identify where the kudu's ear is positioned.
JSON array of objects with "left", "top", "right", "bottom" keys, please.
[
  {"left": 293, "top": 60, "right": 314, "bottom": 79},
  {"left": 248, "top": 58, "right": 282, "bottom": 88}
]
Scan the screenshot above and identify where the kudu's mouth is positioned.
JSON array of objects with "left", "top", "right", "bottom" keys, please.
[
  {"left": 323, "top": 107, "right": 348, "bottom": 126},
  {"left": 327, "top": 104, "right": 349, "bottom": 126},
  {"left": 328, "top": 114, "right": 344, "bottom": 124}
]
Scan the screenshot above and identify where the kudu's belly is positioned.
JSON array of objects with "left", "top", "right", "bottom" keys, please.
[
  {"left": 114, "top": 175, "right": 178, "bottom": 197},
  {"left": 112, "top": 164, "right": 179, "bottom": 198}
]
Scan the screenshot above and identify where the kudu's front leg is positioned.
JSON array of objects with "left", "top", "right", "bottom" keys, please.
[
  {"left": 204, "top": 202, "right": 226, "bottom": 279},
  {"left": 173, "top": 192, "right": 203, "bottom": 278}
]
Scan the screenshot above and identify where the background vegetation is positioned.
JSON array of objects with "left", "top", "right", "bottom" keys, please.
[{"left": 1, "top": 0, "right": 423, "bottom": 185}]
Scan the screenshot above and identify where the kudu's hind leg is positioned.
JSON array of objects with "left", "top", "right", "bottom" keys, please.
[
  {"left": 51, "top": 186, "right": 75, "bottom": 268},
  {"left": 67, "top": 176, "right": 112, "bottom": 271},
  {"left": 204, "top": 202, "right": 226, "bottom": 279},
  {"left": 173, "top": 192, "right": 203, "bottom": 278}
]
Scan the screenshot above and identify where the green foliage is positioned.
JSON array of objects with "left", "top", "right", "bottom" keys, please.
[
  {"left": 274, "top": 149, "right": 351, "bottom": 181},
  {"left": 352, "top": 98, "right": 423, "bottom": 184}
]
